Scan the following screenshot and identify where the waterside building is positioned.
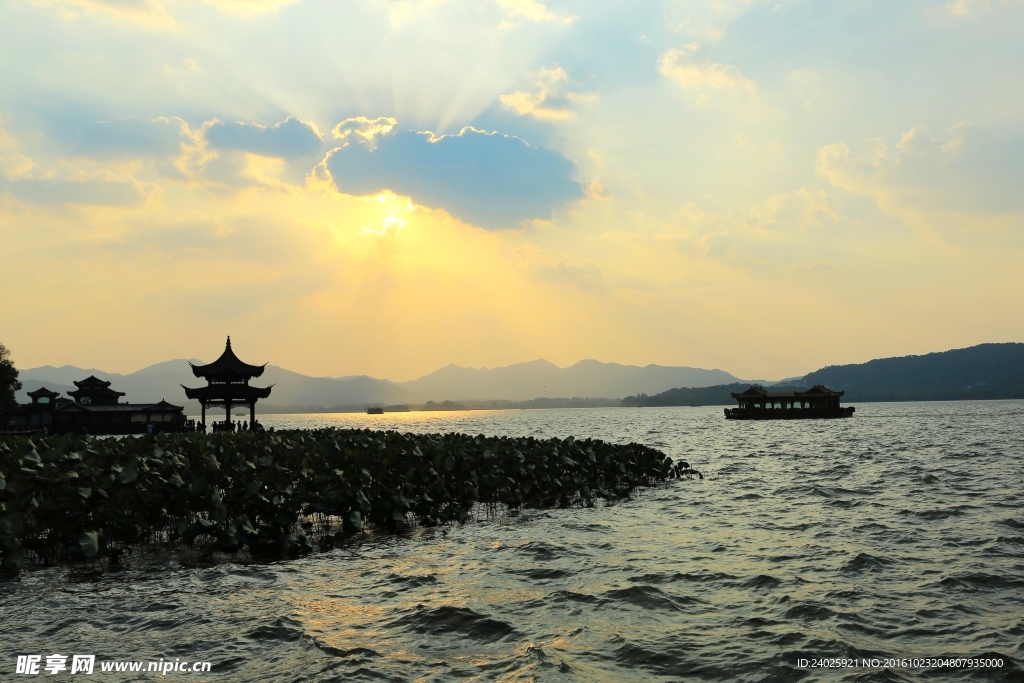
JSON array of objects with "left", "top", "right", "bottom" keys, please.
[{"left": 3, "top": 376, "right": 188, "bottom": 434}]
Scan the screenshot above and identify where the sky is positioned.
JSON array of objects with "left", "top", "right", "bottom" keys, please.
[{"left": 1, "top": 0, "right": 1023, "bottom": 381}]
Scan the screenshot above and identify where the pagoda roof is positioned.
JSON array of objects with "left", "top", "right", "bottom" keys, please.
[
  {"left": 68, "top": 375, "right": 125, "bottom": 401},
  {"left": 72, "top": 375, "right": 115, "bottom": 389},
  {"left": 181, "top": 383, "right": 273, "bottom": 402},
  {"left": 189, "top": 337, "right": 267, "bottom": 381},
  {"left": 148, "top": 399, "right": 183, "bottom": 409},
  {"left": 27, "top": 387, "right": 62, "bottom": 399}
]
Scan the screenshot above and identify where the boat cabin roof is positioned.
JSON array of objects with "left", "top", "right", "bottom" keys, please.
[{"left": 731, "top": 385, "right": 844, "bottom": 399}]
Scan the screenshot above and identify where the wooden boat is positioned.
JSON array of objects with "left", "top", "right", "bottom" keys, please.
[
  {"left": 725, "top": 385, "right": 854, "bottom": 420},
  {"left": 366, "top": 407, "right": 384, "bottom": 414}
]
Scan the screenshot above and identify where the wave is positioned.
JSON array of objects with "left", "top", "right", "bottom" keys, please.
[
  {"left": 390, "top": 605, "right": 517, "bottom": 642},
  {"left": 245, "top": 617, "right": 306, "bottom": 642},
  {"left": 743, "top": 574, "right": 781, "bottom": 590},
  {"left": 938, "top": 573, "right": 1024, "bottom": 590},
  {"left": 507, "top": 567, "right": 573, "bottom": 580},
  {"left": 385, "top": 572, "right": 438, "bottom": 589},
  {"left": 602, "top": 585, "right": 703, "bottom": 611},
  {"left": 783, "top": 603, "right": 835, "bottom": 621},
  {"left": 841, "top": 552, "right": 895, "bottom": 573}
]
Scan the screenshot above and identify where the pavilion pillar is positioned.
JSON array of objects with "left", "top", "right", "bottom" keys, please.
[
  {"left": 226, "top": 399, "right": 232, "bottom": 426},
  {"left": 250, "top": 402, "right": 255, "bottom": 428},
  {"left": 201, "top": 403, "right": 206, "bottom": 427}
]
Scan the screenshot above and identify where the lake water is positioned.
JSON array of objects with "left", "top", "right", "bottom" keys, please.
[{"left": 3, "top": 402, "right": 1023, "bottom": 681}]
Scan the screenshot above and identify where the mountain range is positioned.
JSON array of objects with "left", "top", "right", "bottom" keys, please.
[
  {"left": 16, "top": 358, "right": 741, "bottom": 411},
  {"left": 22, "top": 343, "right": 1019, "bottom": 412},
  {"left": 625, "top": 343, "right": 1024, "bottom": 406},
  {"left": 802, "top": 342, "right": 1024, "bottom": 401}
]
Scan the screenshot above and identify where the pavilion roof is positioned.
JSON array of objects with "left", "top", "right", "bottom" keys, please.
[
  {"left": 27, "top": 387, "right": 61, "bottom": 399},
  {"left": 189, "top": 337, "right": 266, "bottom": 382}
]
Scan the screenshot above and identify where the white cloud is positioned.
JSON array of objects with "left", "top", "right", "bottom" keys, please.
[
  {"left": 199, "top": 0, "right": 300, "bottom": 17},
  {"left": 386, "top": 0, "right": 452, "bottom": 26},
  {"left": 500, "top": 67, "right": 594, "bottom": 120},
  {"left": 658, "top": 43, "right": 757, "bottom": 105},
  {"left": 535, "top": 261, "right": 609, "bottom": 293},
  {"left": 664, "top": 0, "right": 770, "bottom": 41},
  {"left": 25, "top": 0, "right": 174, "bottom": 26},
  {"left": 817, "top": 123, "right": 1024, "bottom": 235},
  {"left": 495, "top": 0, "right": 574, "bottom": 25},
  {"left": 944, "top": 0, "right": 1024, "bottom": 16},
  {"left": 24, "top": 0, "right": 299, "bottom": 25},
  {"left": 587, "top": 178, "right": 611, "bottom": 200},
  {"left": 1, "top": 153, "right": 35, "bottom": 179},
  {"left": 332, "top": 116, "right": 398, "bottom": 148}
]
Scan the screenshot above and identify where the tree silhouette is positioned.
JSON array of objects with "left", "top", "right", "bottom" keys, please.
[{"left": 0, "top": 343, "right": 22, "bottom": 411}]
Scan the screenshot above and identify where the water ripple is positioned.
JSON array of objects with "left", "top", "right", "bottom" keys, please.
[{"left": 3, "top": 401, "right": 1023, "bottom": 681}]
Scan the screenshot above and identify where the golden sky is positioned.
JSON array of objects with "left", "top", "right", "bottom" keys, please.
[{"left": 1, "top": 0, "right": 1022, "bottom": 380}]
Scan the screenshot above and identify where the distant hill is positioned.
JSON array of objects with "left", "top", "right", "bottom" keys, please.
[
  {"left": 18, "top": 360, "right": 422, "bottom": 411},
  {"left": 397, "top": 359, "right": 739, "bottom": 401},
  {"left": 624, "top": 343, "right": 1024, "bottom": 407},
  {"left": 622, "top": 383, "right": 752, "bottom": 407},
  {"left": 18, "top": 357, "right": 738, "bottom": 411},
  {"left": 803, "top": 343, "right": 1024, "bottom": 401}
]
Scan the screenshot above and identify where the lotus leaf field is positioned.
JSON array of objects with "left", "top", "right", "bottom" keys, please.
[{"left": 0, "top": 429, "right": 698, "bottom": 576}]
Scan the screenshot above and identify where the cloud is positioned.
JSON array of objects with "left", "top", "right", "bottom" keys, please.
[
  {"left": 25, "top": 0, "right": 174, "bottom": 27},
  {"left": 944, "top": 0, "right": 1024, "bottom": 16},
  {"left": 2, "top": 176, "right": 148, "bottom": 206},
  {"left": 586, "top": 178, "right": 611, "bottom": 200},
  {"left": 25, "top": 0, "right": 299, "bottom": 24},
  {"left": 386, "top": 0, "right": 451, "bottom": 26},
  {"left": 205, "top": 116, "right": 324, "bottom": 159},
  {"left": 75, "top": 117, "right": 189, "bottom": 159},
  {"left": 535, "top": 261, "right": 608, "bottom": 293},
  {"left": 332, "top": 116, "right": 397, "bottom": 148},
  {"left": 384, "top": 0, "right": 573, "bottom": 27},
  {"left": 817, "top": 123, "right": 1024, "bottom": 219},
  {"left": 199, "top": 0, "right": 301, "bottom": 17},
  {"left": 322, "top": 124, "right": 583, "bottom": 229},
  {"left": 664, "top": 0, "right": 764, "bottom": 41},
  {"left": 162, "top": 58, "right": 200, "bottom": 75},
  {"left": 495, "top": 0, "right": 574, "bottom": 25},
  {"left": 658, "top": 42, "right": 757, "bottom": 105},
  {"left": 500, "top": 67, "right": 594, "bottom": 120}
]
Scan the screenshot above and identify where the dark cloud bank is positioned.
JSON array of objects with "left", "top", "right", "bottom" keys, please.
[
  {"left": 325, "top": 128, "right": 584, "bottom": 229},
  {"left": 63, "top": 116, "right": 584, "bottom": 228},
  {"left": 205, "top": 116, "right": 324, "bottom": 159}
]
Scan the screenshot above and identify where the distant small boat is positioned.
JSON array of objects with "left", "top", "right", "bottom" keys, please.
[{"left": 366, "top": 407, "right": 384, "bottom": 414}]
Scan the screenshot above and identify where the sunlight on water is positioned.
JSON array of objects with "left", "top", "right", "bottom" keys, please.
[{"left": 4, "top": 402, "right": 1024, "bottom": 681}]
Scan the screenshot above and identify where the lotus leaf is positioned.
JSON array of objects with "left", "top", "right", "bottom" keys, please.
[
  {"left": 118, "top": 463, "right": 138, "bottom": 484},
  {"left": 1, "top": 427, "right": 678, "bottom": 575},
  {"left": 78, "top": 531, "right": 99, "bottom": 559}
]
